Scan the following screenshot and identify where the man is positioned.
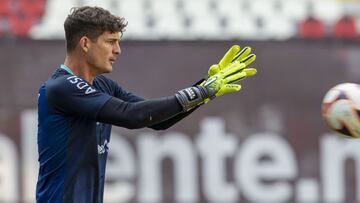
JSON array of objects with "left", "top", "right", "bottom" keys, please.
[{"left": 36, "top": 6, "right": 257, "bottom": 203}]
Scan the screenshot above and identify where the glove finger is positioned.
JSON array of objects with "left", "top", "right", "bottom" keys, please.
[
  {"left": 239, "top": 54, "right": 256, "bottom": 66},
  {"left": 243, "top": 68, "right": 257, "bottom": 76},
  {"left": 216, "top": 84, "right": 241, "bottom": 97},
  {"left": 219, "top": 45, "right": 240, "bottom": 69},
  {"left": 223, "top": 71, "right": 247, "bottom": 84},
  {"left": 225, "top": 68, "right": 257, "bottom": 84},
  {"left": 222, "top": 61, "right": 245, "bottom": 78},
  {"left": 232, "top": 46, "right": 251, "bottom": 63},
  {"left": 208, "top": 64, "right": 220, "bottom": 76}
]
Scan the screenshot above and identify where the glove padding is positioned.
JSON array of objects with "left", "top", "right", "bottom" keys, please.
[
  {"left": 202, "top": 61, "right": 255, "bottom": 98},
  {"left": 208, "top": 64, "right": 257, "bottom": 97}
]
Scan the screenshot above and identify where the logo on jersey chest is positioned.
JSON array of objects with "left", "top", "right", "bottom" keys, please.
[
  {"left": 98, "top": 139, "right": 109, "bottom": 155},
  {"left": 66, "top": 76, "right": 96, "bottom": 94}
]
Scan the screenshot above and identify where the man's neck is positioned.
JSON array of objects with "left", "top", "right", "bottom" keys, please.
[{"left": 64, "top": 55, "right": 96, "bottom": 84}]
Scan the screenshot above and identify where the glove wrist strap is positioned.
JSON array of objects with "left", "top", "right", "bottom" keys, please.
[{"left": 175, "top": 86, "right": 208, "bottom": 112}]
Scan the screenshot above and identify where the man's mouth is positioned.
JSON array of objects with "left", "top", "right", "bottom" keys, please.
[{"left": 109, "top": 58, "right": 116, "bottom": 64}]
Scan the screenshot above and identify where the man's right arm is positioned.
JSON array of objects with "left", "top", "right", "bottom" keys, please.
[
  {"left": 95, "top": 83, "right": 213, "bottom": 129},
  {"left": 105, "top": 76, "right": 204, "bottom": 130},
  {"left": 96, "top": 96, "right": 183, "bottom": 129},
  {"left": 48, "top": 58, "right": 255, "bottom": 130},
  {"left": 46, "top": 75, "right": 192, "bottom": 129}
]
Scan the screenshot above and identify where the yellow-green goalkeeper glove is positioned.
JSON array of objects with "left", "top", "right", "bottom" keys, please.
[
  {"left": 203, "top": 61, "right": 252, "bottom": 98},
  {"left": 208, "top": 63, "right": 257, "bottom": 97},
  {"left": 176, "top": 61, "right": 253, "bottom": 111},
  {"left": 199, "top": 45, "right": 257, "bottom": 103}
]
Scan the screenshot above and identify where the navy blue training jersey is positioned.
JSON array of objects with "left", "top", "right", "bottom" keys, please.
[{"left": 36, "top": 66, "right": 143, "bottom": 203}]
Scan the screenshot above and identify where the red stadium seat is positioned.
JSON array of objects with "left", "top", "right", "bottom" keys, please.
[
  {"left": 0, "top": 0, "right": 13, "bottom": 17},
  {"left": 8, "top": 12, "right": 38, "bottom": 37},
  {"left": 333, "top": 15, "right": 358, "bottom": 39},
  {"left": 18, "top": 0, "right": 46, "bottom": 17},
  {"left": 299, "top": 16, "right": 326, "bottom": 39}
]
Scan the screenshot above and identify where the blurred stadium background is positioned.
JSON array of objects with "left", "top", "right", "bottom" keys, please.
[{"left": 1, "top": 0, "right": 360, "bottom": 202}]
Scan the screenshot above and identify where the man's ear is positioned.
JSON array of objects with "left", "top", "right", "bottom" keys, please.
[{"left": 79, "top": 36, "right": 90, "bottom": 53}]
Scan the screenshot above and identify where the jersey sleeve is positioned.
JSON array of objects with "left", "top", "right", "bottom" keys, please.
[
  {"left": 97, "top": 75, "right": 144, "bottom": 102},
  {"left": 97, "top": 96, "right": 183, "bottom": 129},
  {"left": 46, "top": 75, "right": 185, "bottom": 129},
  {"left": 147, "top": 79, "right": 205, "bottom": 130},
  {"left": 98, "top": 76, "right": 204, "bottom": 130},
  {"left": 148, "top": 106, "right": 200, "bottom": 130},
  {"left": 46, "top": 75, "right": 112, "bottom": 119},
  {"left": 113, "top": 84, "right": 144, "bottom": 103}
]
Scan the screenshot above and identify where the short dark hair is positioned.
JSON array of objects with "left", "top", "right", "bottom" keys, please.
[{"left": 64, "top": 6, "right": 127, "bottom": 52}]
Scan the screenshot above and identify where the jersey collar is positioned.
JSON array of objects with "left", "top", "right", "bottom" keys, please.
[{"left": 60, "top": 64, "right": 74, "bottom": 75}]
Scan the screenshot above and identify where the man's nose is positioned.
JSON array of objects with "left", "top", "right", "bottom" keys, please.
[{"left": 114, "top": 43, "right": 121, "bottom": 55}]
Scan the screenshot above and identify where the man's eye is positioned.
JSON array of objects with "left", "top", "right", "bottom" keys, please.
[{"left": 107, "top": 41, "right": 116, "bottom": 45}]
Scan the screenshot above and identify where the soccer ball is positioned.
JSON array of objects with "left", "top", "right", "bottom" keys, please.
[{"left": 321, "top": 83, "right": 360, "bottom": 138}]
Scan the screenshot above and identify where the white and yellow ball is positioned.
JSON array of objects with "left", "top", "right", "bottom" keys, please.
[{"left": 322, "top": 83, "right": 360, "bottom": 138}]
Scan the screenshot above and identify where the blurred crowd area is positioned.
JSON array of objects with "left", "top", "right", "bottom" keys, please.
[{"left": 1, "top": 0, "right": 360, "bottom": 40}]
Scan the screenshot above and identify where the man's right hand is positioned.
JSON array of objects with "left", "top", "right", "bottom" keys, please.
[
  {"left": 176, "top": 61, "right": 257, "bottom": 112},
  {"left": 201, "top": 45, "right": 257, "bottom": 103},
  {"left": 202, "top": 61, "right": 257, "bottom": 99}
]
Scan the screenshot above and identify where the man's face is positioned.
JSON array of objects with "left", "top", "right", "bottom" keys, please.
[{"left": 86, "top": 31, "right": 121, "bottom": 74}]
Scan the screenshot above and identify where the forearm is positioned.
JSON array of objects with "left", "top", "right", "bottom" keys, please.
[
  {"left": 148, "top": 79, "right": 206, "bottom": 130},
  {"left": 96, "top": 70, "right": 234, "bottom": 129},
  {"left": 96, "top": 96, "right": 183, "bottom": 129},
  {"left": 149, "top": 106, "right": 200, "bottom": 130}
]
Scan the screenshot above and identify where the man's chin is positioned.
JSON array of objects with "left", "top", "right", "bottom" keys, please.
[{"left": 101, "top": 66, "right": 112, "bottom": 74}]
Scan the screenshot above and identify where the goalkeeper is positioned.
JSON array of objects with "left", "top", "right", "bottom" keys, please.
[{"left": 36, "top": 6, "right": 257, "bottom": 203}]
